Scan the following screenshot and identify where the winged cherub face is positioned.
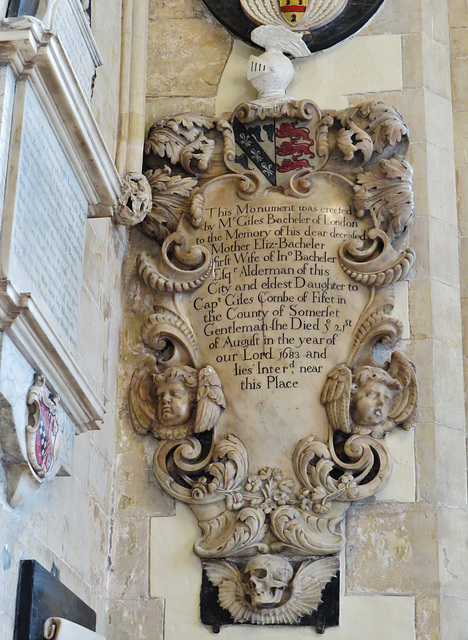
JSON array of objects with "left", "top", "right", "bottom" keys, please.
[
  {"left": 156, "top": 381, "right": 192, "bottom": 427},
  {"left": 351, "top": 380, "right": 393, "bottom": 427}
]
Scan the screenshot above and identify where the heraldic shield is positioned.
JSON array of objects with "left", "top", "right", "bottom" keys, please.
[{"left": 26, "top": 373, "right": 62, "bottom": 479}]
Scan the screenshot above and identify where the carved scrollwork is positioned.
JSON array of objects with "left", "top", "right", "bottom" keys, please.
[
  {"left": 269, "top": 504, "right": 346, "bottom": 555},
  {"left": 332, "top": 101, "right": 409, "bottom": 159},
  {"left": 139, "top": 166, "right": 198, "bottom": 242},
  {"left": 145, "top": 113, "right": 217, "bottom": 174},
  {"left": 127, "top": 95, "right": 418, "bottom": 628},
  {"left": 316, "top": 114, "right": 333, "bottom": 166},
  {"left": 348, "top": 295, "right": 403, "bottom": 365},
  {"left": 336, "top": 121, "right": 373, "bottom": 165},
  {"left": 114, "top": 172, "right": 152, "bottom": 226},
  {"left": 338, "top": 229, "right": 416, "bottom": 286},
  {"left": 232, "top": 99, "right": 322, "bottom": 124},
  {"left": 137, "top": 232, "right": 213, "bottom": 293},
  {"left": 354, "top": 156, "right": 414, "bottom": 241},
  {"left": 190, "top": 173, "right": 264, "bottom": 228},
  {"left": 292, "top": 432, "right": 391, "bottom": 511},
  {"left": 141, "top": 307, "right": 198, "bottom": 364},
  {"left": 195, "top": 508, "right": 269, "bottom": 558}
]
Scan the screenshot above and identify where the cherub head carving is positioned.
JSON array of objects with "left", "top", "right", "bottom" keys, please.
[
  {"left": 130, "top": 357, "right": 226, "bottom": 440},
  {"left": 350, "top": 366, "right": 401, "bottom": 435},
  {"left": 321, "top": 352, "right": 418, "bottom": 439},
  {"left": 153, "top": 366, "right": 198, "bottom": 438}
]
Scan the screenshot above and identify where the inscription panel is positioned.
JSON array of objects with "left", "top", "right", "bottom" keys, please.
[
  {"left": 185, "top": 176, "right": 369, "bottom": 471},
  {"left": 8, "top": 85, "right": 88, "bottom": 350},
  {"left": 52, "top": 3, "right": 95, "bottom": 101}
]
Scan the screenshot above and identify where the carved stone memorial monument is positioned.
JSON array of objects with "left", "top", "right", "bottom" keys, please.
[{"left": 125, "top": 2, "right": 418, "bottom": 632}]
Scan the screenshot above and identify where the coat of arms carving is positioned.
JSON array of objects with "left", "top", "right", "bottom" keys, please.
[{"left": 26, "top": 373, "right": 62, "bottom": 479}]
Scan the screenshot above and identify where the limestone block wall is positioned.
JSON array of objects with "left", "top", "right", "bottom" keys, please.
[
  {"left": 0, "top": 2, "right": 124, "bottom": 637},
  {"left": 111, "top": 0, "right": 468, "bottom": 638}
]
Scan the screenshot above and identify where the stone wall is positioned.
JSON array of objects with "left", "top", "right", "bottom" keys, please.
[
  {"left": 0, "top": 1, "right": 124, "bottom": 637},
  {"left": 112, "top": 0, "right": 468, "bottom": 638},
  {"left": 1, "top": 0, "right": 466, "bottom": 638}
]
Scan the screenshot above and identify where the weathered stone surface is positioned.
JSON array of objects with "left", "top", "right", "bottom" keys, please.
[
  {"left": 114, "top": 445, "right": 175, "bottom": 517},
  {"left": 149, "top": 0, "right": 196, "bottom": 20},
  {"left": 346, "top": 504, "right": 438, "bottom": 595},
  {"left": 432, "top": 341, "right": 465, "bottom": 430},
  {"left": 421, "top": 0, "right": 450, "bottom": 44},
  {"left": 435, "top": 424, "right": 468, "bottom": 508},
  {"left": 431, "top": 280, "right": 463, "bottom": 347},
  {"left": 423, "top": 37, "right": 452, "bottom": 98},
  {"left": 402, "top": 35, "right": 424, "bottom": 89},
  {"left": 147, "top": 19, "right": 231, "bottom": 97},
  {"left": 89, "top": 503, "right": 111, "bottom": 595},
  {"left": 429, "top": 218, "right": 459, "bottom": 288},
  {"left": 448, "top": 0, "right": 468, "bottom": 28},
  {"left": 90, "top": 0, "right": 122, "bottom": 156},
  {"left": 415, "top": 595, "right": 440, "bottom": 640},
  {"left": 108, "top": 516, "right": 150, "bottom": 600},
  {"left": 361, "top": 0, "right": 422, "bottom": 36},
  {"left": 438, "top": 506, "right": 468, "bottom": 600},
  {"left": 426, "top": 144, "right": 458, "bottom": 225},
  {"left": 440, "top": 594, "right": 468, "bottom": 639},
  {"left": 106, "top": 598, "right": 165, "bottom": 640},
  {"left": 451, "top": 57, "right": 468, "bottom": 112},
  {"left": 409, "top": 280, "right": 432, "bottom": 341},
  {"left": 457, "top": 164, "right": 468, "bottom": 235},
  {"left": 453, "top": 112, "right": 468, "bottom": 167},
  {"left": 145, "top": 97, "right": 216, "bottom": 132},
  {"left": 414, "top": 422, "right": 437, "bottom": 503}
]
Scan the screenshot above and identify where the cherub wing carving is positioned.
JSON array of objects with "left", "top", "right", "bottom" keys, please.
[
  {"left": 129, "top": 355, "right": 159, "bottom": 436},
  {"left": 387, "top": 351, "right": 418, "bottom": 430},
  {"left": 204, "top": 561, "right": 249, "bottom": 623},
  {"left": 274, "top": 555, "right": 339, "bottom": 624},
  {"left": 195, "top": 366, "right": 226, "bottom": 433},
  {"left": 320, "top": 364, "right": 352, "bottom": 434}
]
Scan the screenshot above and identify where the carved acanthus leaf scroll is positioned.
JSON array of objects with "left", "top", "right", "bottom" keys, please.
[
  {"left": 333, "top": 101, "right": 409, "bottom": 158},
  {"left": 354, "top": 156, "right": 414, "bottom": 241},
  {"left": 140, "top": 166, "right": 198, "bottom": 242},
  {"left": 126, "top": 95, "right": 418, "bottom": 628},
  {"left": 136, "top": 100, "right": 411, "bottom": 246},
  {"left": 136, "top": 233, "right": 212, "bottom": 294},
  {"left": 145, "top": 113, "right": 217, "bottom": 174},
  {"left": 114, "top": 172, "right": 152, "bottom": 226}
]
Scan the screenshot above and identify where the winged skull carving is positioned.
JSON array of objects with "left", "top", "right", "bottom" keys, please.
[
  {"left": 321, "top": 352, "right": 418, "bottom": 439},
  {"left": 130, "top": 357, "right": 226, "bottom": 440},
  {"left": 205, "top": 554, "right": 339, "bottom": 624}
]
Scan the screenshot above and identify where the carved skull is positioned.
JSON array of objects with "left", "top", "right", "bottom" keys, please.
[{"left": 242, "top": 555, "right": 293, "bottom": 609}]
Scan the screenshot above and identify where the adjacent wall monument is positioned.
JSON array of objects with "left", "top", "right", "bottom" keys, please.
[{"left": 121, "top": 1, "right": 418, "bottom": 632}]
